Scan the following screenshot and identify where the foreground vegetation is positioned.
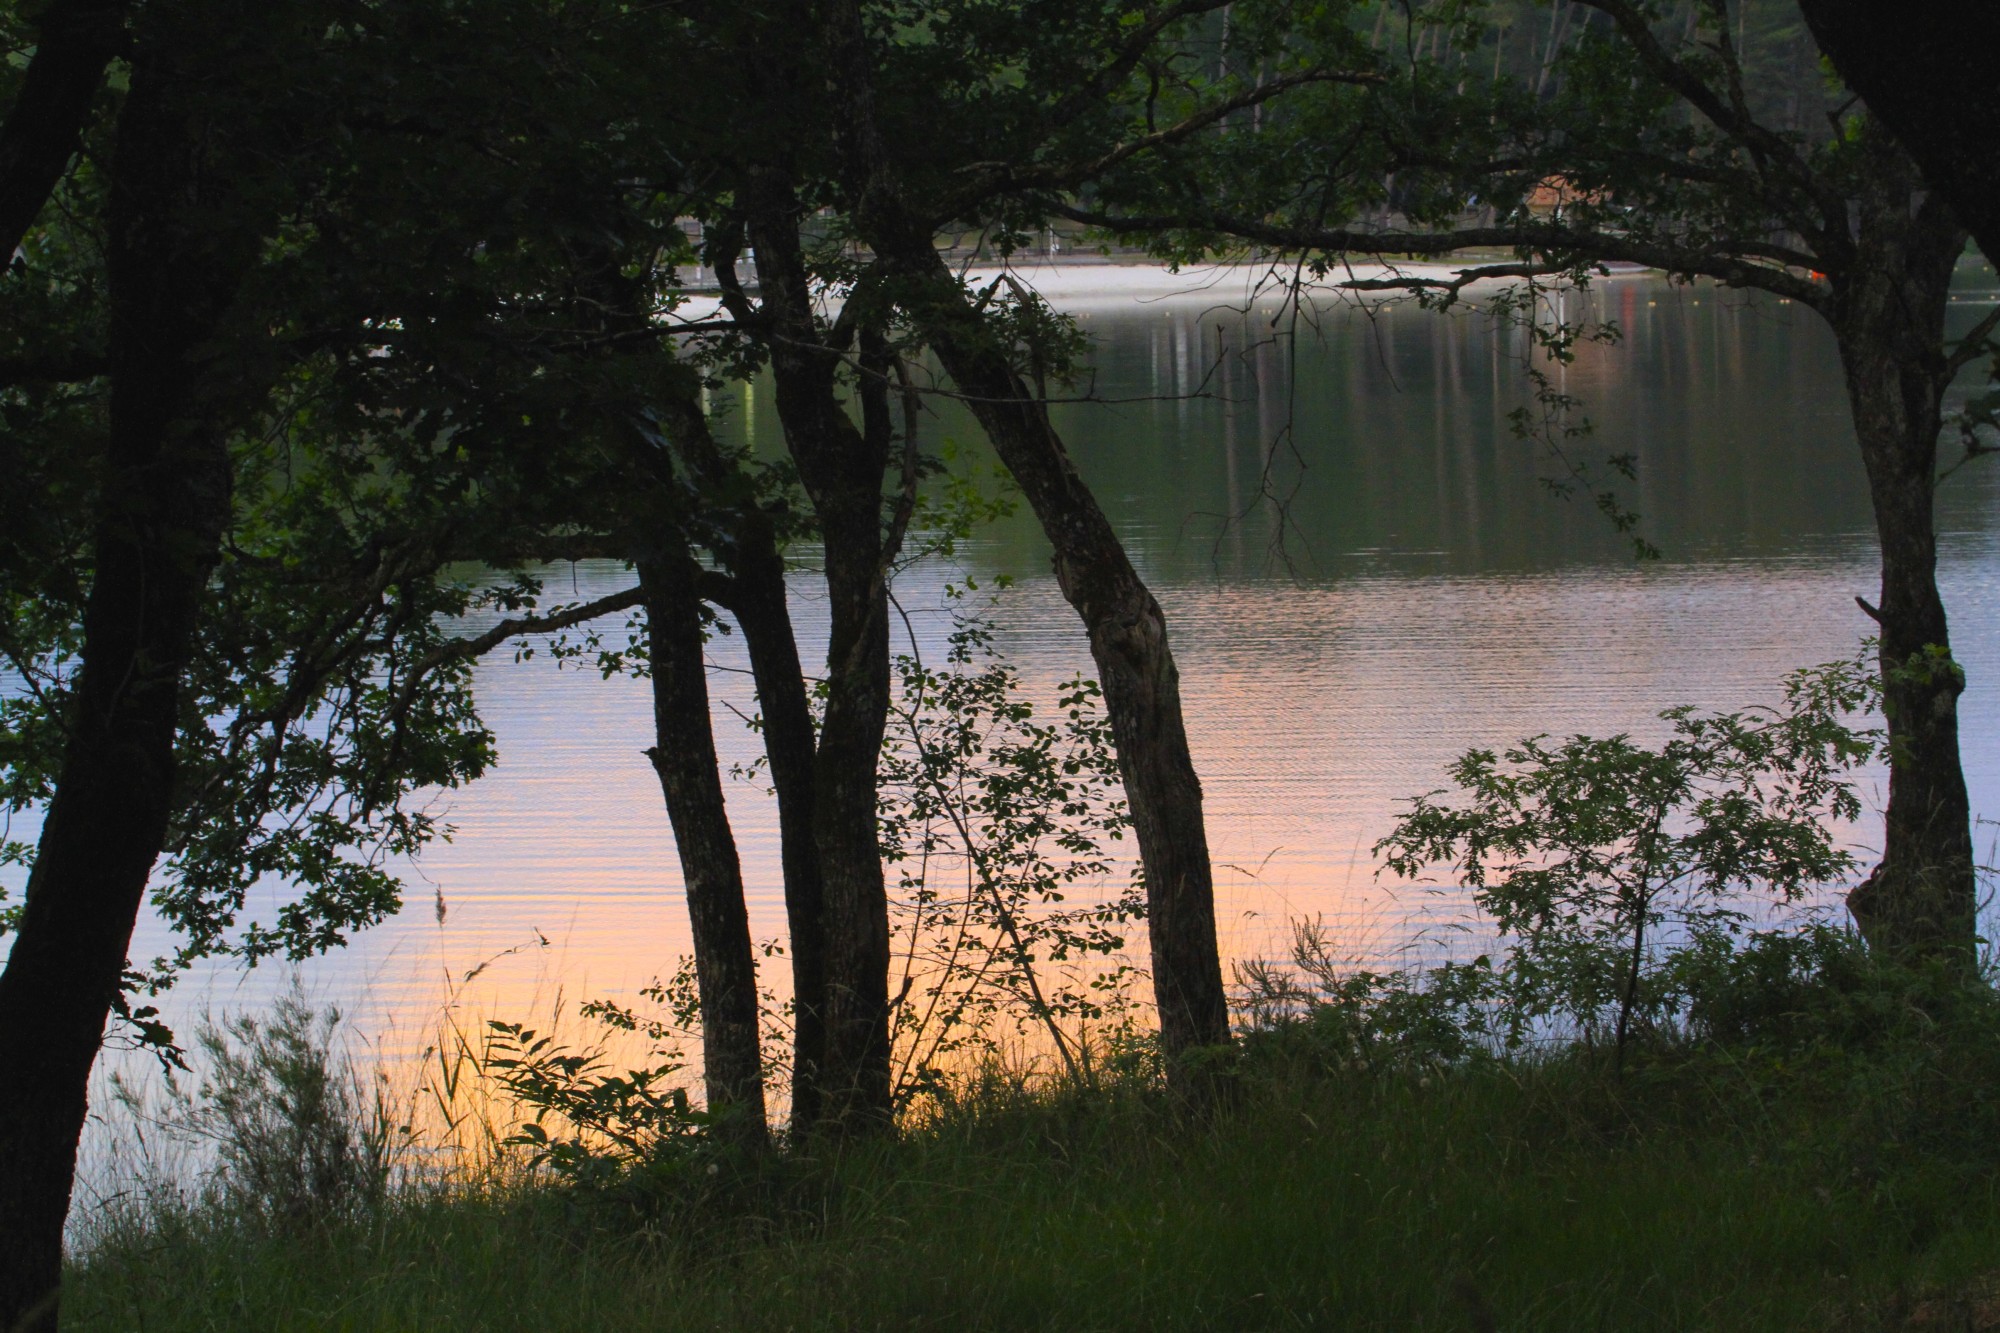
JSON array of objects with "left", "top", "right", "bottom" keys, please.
[
  {"left": 63, "top": 933, "right": 2000, "bottom": 1333},
  {"left": 64, "top": 661, "right": 1989, "bottom": 1331},
  {"left": 8, "top": 0, "right": 1998, "bottom": 1321}
]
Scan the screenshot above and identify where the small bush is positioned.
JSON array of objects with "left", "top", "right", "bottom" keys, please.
[{"left": 173, "top": 987, "right": 394, "bottom": 1231}]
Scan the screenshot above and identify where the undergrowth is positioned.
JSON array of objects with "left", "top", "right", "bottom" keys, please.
[{"left": 63, "top": 932, "right": 2000, "bottom": 1332}]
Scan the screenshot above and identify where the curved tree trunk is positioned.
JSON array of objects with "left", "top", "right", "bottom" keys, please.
[
  {"left": 1833, "top": 174, "right": 1977, "bottom": 962},
  {"left": 886, "top": 247, "right": 1232, "bottom": 1072},
  {"left": 0, "top": 19, "right": 268, "bottom": 1325},
  {"left": 638, "top": 549, "right": 770, "bottom": 1146},
  {"left": 0, "top": 0, "right": 129, "bottom": 264},
  {"left": 1832, "top": 140, "right": 1976, "bottom": 960}
]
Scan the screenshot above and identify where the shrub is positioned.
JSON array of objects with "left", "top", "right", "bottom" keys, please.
[
  {"left": 150, "top": 987, "right": 397, "bottom": 1232},
  {"left": 1374, "top": 655, "right": 1878, "bottom": 1063}
]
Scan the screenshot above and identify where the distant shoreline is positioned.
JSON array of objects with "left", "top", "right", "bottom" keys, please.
[{"left": 670, "top": 254, "right": 1659, "bottom": 322}]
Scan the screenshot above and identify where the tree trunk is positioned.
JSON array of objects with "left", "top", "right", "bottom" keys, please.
[
  {"left": 889, "top": 248, "right": 1234, "bottom": 1071},
  {"left": 0, "top": 22, "right": 266, "bottom": 1326},
  {"left": 1832, "top": 154, "right": 1977, "bottom": 963},
  {"left": 709, "top": 541, "right": 827, "bottom": 1139},
  {"left": 1798, "top": 0, "right": 2000, "bottom": 266},
  {"left": 744, "top": 188, "right": 896, "bottom": 1130},
  {"left": 644, "top": 365, "right": 830, "bottom": 1138},
  {"left": 638, "top": 550, "right": 770, "bottom": 1146},
  {"left": 815, "top": 0, "right": 1231, "bottom": 1079},
  {"left": 0, "top": 0, "right": 129, "bottom": 263}
]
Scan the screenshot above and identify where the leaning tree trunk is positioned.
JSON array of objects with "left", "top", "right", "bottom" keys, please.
[
  {"left": 818, "top": 0, "right": 1231, "bottom": 1078},
  {"left": 0, "top": 23, "right": 267, "bottom": 1326},
  {"left": 745, "top": 188, "right": 896, "bottom": 1131},
  {"left": 893, "top": 247, "right": 1233, "bottom": 1070},
  {"left": 1833, "top": 162, "right": 1977, "bottom": 963},
  {"left": 709, "top": 539, "right": 828, "bottom": 1138},
  {"left": 637, "top": 550, "right": 770, "bottom": 1146},
  {"left": 0, "top": 0, "right": 130, "bottom": 263},
  {"left": 648, "top": 382, "right": 830, "bottom": 1139}
]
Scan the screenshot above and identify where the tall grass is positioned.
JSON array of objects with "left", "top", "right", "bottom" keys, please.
[{"left": 62, "top": 928, "right": 2000, "bottom": 1332}]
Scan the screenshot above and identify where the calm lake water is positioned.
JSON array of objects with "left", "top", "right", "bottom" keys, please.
[{"left": 20, "top": 265, "right": 2000, "bottom": 1075}]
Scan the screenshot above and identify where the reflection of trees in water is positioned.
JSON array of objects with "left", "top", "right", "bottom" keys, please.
[
  {"left": 707, "top": 277, "right": 1958, "bottom": 582},
  {"left": 1038, "top": 282, "right": 1953, "bottom": 581}
]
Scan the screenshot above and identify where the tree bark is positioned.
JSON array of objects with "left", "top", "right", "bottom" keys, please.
[
  {"left": 0, "top": 0, "right": 129, "bottom": 264},
  {"left": 1831, "top": 154, "right": 1977, "bottom": 961},
  {"left": 1797, "top": 0, "right": 2000, "bottom": 266},
  {"left": 638, "top": 550, "right": 769, "bottom": 1146},
  {"left": 645, "top": 384, "right": 830, "bottom": 1140},
  {"left": 0, "top": 18, "right": 268, "bottom": 1326},
  {"left": 883, "top": 245, "right": 1233, "bottom": 1071},
  {"left": 816, "top": 0, "right": 1232, "bottom": 1076},
  {"left": 744, "top": 185, "right": 896, "bottom": 1131},
  {"left": 706, "top": 539, "right": 827, "bottom": 1139},
  {"left": 564, "top": 244, "right": 796, "bottom": 1136}
]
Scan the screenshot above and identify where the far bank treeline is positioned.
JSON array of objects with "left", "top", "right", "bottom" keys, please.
[{"left": 0, "top": 2, "right": 1996, "bottom": 1330}]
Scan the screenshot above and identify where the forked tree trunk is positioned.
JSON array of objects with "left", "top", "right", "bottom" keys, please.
[
  {"left": 648, "top": 385, "right": 830, "bottom": 1139},
  {"left": 818, "top": 0, "right": 1231, "bottom": 1075},
  {"left": 744, "top": 187, "right": 896, "bottom": 1130},
  {"left": 638, "top": 550, "right": 770, "bottom": 1146},
  {"left": 580, "top": 242, "right": 812, "bottom": 1139},
  {"left": 0, "top": 21, "right": 269, "bottom": 1326},
  {"left": 1832, "top": 176, "right": 1978, "bottom": 962}
]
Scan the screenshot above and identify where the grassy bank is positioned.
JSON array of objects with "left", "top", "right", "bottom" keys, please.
[{"left": 66, "top": 985, "right": 2000, "bottom": 1332}]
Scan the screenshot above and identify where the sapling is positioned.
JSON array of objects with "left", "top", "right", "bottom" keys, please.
[{"left": 879, "top": 591, "right": 1144, "bottom": 1100}]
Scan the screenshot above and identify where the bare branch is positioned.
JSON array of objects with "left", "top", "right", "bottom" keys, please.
[
  {"left": 1946, "top": 303, "right": 2000, "bottom": 377},
  {"left": 1056, "top": 203, "right": 1832, "bottom": 307}
]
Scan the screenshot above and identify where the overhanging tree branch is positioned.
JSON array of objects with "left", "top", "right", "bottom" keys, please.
[
  {"left": 418, "top": 582, "right": 644, "bottom": 675},
  {"left": 1054, "top": 203, "right": 1831, "bottom": 306},
  {"left": 0, "top": 347, "right": 109, "bottom": 386},
  {"left": 1339, "top": 259, "right": 1579, "bottom": 298},
  {"left": 1566, "top": 0, "right": 1849, "bottom": 256},
  {"left": 364, "top": 580, "right": 645, "bottom": 766},
  {"left": 1036, "top": 0, "right": 1237, "bottom": 139},
  {"left": 1946, "top": 305, "right": 2000, "bottom": 378}
]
